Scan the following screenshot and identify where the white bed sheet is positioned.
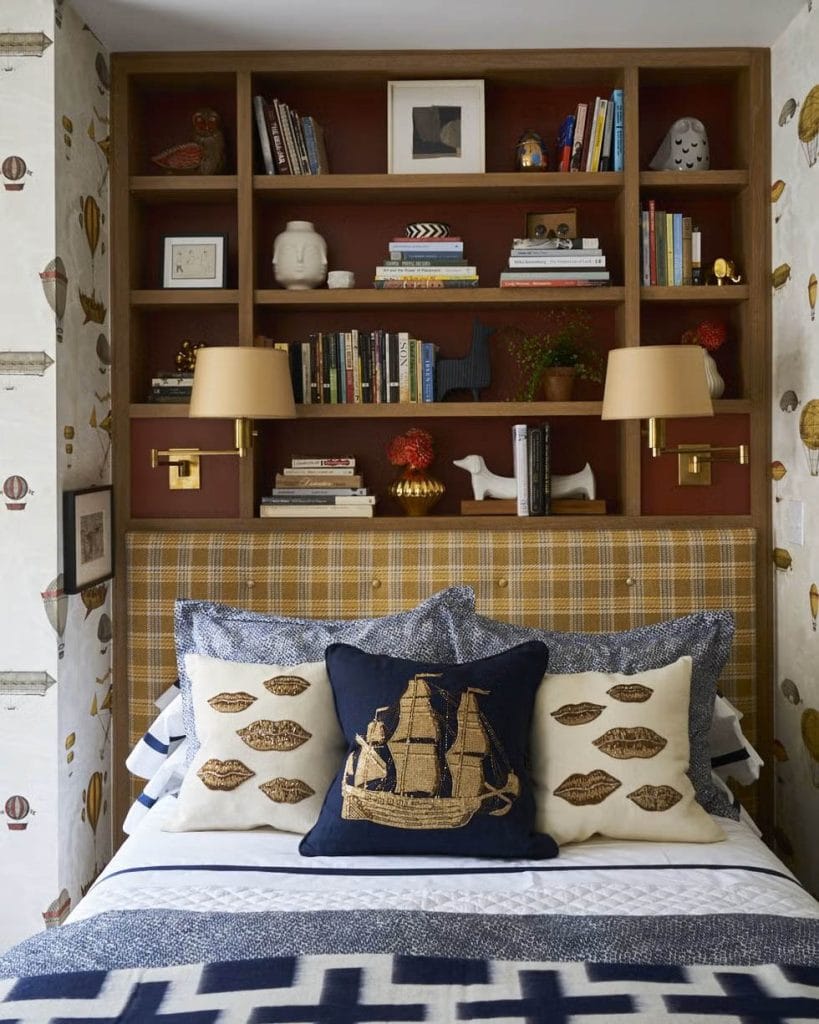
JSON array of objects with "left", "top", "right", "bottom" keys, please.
[{"left": 71, "top": 796, "right": 819, "bottom": 924}]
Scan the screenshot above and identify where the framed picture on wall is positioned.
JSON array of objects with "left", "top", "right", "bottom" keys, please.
[
  {"left": 63, "top": 486, "right": 114, "bottom": 593},
  {"left": 162, "top": 233, "right": 227, "bottom": 288},
  {"left": 388, "top": 80, "right": 485, "bottom": 174}
]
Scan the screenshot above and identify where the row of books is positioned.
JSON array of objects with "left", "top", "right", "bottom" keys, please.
[
  {"left": 260, "top": 457, "right": 374, "bottom": 518},
  {"left": 253, "top": 95, "right": 329, "bottom": 175},
  {"left": 146, "top": 371, "right": 193, "bottom": 403},
  {"left": 512, "top": 423, "right": 552, "bottom": 516},
  {"left": 373, "top": 236, "right": 478, "bottom": 289},
  {"left": 274, "top": 331, "right": 437, "bottom": 404},
  {"left": 557, "top": 90, "right": 624, "bottom": 174},
  {"left": 641, "top": 200, "right": 703, "bottom": 287},
  {"left": 499, "top": 236, "right": 610, "bottom": 288}
]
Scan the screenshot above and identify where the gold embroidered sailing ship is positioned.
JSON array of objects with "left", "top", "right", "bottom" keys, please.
[{"left": 342, "top": 673, "right": 519, "bottom": 829}]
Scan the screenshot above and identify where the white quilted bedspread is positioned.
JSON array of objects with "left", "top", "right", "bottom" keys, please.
[{"left": 71, "top": 797, "right": 819, "bottom": 923}]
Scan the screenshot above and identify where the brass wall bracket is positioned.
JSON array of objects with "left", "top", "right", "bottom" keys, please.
[
  {"left": 151, "top": 448, "right": 201, "bottom": 490},
  {"left": 678, "top": 445, "right": 712, "bottom": 486}
]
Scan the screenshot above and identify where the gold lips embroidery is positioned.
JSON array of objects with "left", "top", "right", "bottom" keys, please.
[
  {"left": 592, "top": 726, "right": 667, "bottom": 759},
  {"left": 197, "top": 758, "right": 255, "bottom": 791},
  {"left": 259, "top": 777, "right": 315, "bottom": 804},
  {"left": 550, "top": 702, "right": 606, "bottom": 726},
  {"left": 627, "top": 784, "right": 683, "bottom": 812},
  {"left": 553, "top": 769, "right": 621, "bottom": 806},
  {"left": 207, "top": 691, "right": 257, "bottom": 714},
  {"left": 264, "top": 675, "right": 311, "bottom": 696},
  {"left": 236, "top": 719, "right": 312, "bottom": 752},
  {"left": 607, "top": 683, "right": 653, "bottom": 703}
]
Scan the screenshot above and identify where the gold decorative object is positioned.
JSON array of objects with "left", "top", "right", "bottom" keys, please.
[
  {"left": 388, "top": 467, "right": 445, "bottom": 516},
  {"left": 175, "top": 339, "right": 206, "bottom": 372},
  {"left": 710, "top": 257, "right": 742, "bottom": 286},
  {"left": 515, "top": 129, "right": 548, "bottom": 171}
]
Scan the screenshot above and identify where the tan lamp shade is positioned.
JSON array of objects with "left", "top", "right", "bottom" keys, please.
[
  {"left": 601, "top": 345, "right": 714, "bottom": 421},
  {"left": 189, "top": 347, "right": 296, "bottom": 419}
]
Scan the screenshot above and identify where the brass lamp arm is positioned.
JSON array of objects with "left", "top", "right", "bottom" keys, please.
[{"left": 150, "top": 417, "right": 255, "bottom": 489}]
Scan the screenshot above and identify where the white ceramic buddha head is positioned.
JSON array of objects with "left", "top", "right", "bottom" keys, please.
[{"left": 272, "top": 220, "right": 328, "bottom": 290}]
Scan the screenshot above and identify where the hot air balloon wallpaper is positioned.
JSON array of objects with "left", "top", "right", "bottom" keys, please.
[
  {"left": 780, "top": 389, "right": 800, "bottom": 412},
  {"left": 781, "top": 678, "right": 803, "bottom": 705},
  {"left": 97, "top": 612, "right": 112, "bottom": 653},
  {"left": 95, "top": 333, "right": 110, "bottom": 374},
  {"left": 87, "top": 109, "right": 110, "bottom": 193},
  {"left": 39, "top": 257, "right": 68, "bottom": 341},
  {"left": 772, "top": 263, "right": 792, "bottom": 291},
  {"left": 771, "top": 460, "right": 787, "bottom": 501},
  {"left": 3, "top": 795, "right": 32, "bottom": 831},
  {"left": 2, "top": 155, "right": 29, "bottom": 191},
  {"left": 779, "top": 98, "right": 798, "bottom": 126},
  {"left": 799, "top": 399, "right": 819, "bottom": 475},
  {"left": 78, "top": 194, "right": 107, "bottom": 324},
  {"left": 801, "top": 708, "right": 819, "bottom": 786},
  {"left": 809, "top": 274, "right": 817, "bottom": 320},
  {"left": 89, "top": 405, "right": 112, "bottom": 477},
  {"left": 0, "top": 671, "right": 55, "bottom": 697},
  {"left": 771, "top": 179, "right": 787, "bottom": 223},
  {"left": 95, "top": 52, "right": 110, "bottom": 95},
  {"left": 62, "top": 114, "right": 73, "bottom": 159},
  {"left": 811, "top": 583, "right": 819, "bottom": 631},
  {"left": 63, "top": 425, "right": 74, "bottom": 468},
  {"left": 82, "top": 770, "right": 105, "bottom": 834},
  {"left": 3, "top": 475, "right": 30, "bottom": 510},
  {"left": 773, "top": 547, "right": 793, "bottom": 571},
  {"left": 42, "top": 890, "right": 71, "bottom": 929},
  {"left": 41, "top": 575, "right": 68, "bottom": 658},
  {"left": 81, "top": 582, "right": 108, "bottom": 619},
  {"left": 797, "top": 84, "right": 819, "bottom": 167}
]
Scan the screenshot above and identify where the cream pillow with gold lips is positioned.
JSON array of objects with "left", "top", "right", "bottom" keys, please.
[
  {"left": 167, "top": 653, "right": 345, "bottom": 834},
  {"left": 532, "top": 657, "right": 725, "bottom": 845}
]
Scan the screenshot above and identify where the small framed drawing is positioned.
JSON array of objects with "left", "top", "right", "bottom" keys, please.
[
  {"left": 63, "top": 486, "right": 113, "bottom": 593},
  {"left": 388, "top": 80, "right": 485, "bottom": 174},
  {"left": 162, "top": 233, "right": 227, "bottom": 289}
]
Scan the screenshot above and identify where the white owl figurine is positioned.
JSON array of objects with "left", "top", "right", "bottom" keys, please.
[{"left": 649, "top": 117, "right": 710, "bottom": 171}]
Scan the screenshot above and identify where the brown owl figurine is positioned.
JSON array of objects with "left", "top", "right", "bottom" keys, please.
[{"left": 151, "top": 108, "right": 226, "bottom": 175}]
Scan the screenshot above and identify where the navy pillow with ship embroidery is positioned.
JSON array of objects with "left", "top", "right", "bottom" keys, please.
[{"left": 299, "top": 641, "right": 557, "bottom": 860}]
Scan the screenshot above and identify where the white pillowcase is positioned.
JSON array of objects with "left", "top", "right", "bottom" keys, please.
[
  {"left": 531, "top": 657, "right": 724, "bottom": 846},
  {"left": 167, "top": 653, "right": 345, "bottom": 834}
]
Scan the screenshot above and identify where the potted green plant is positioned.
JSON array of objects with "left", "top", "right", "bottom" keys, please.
[{"left": 507, "top": 309, "right": 604, "bottom": 402}]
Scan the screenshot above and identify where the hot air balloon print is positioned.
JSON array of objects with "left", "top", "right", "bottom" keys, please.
[
  {"left": 811, "top": 583, "right": 819, "bottom": 631},
  {"left": 779, "top": 98, "right": 798, "bottom": 127},
  {"left": 780, "top": 389, "right": 800, "bottom": 412},
  {"left": 2, "top": 155, "right": 29, "bottom": 190},
  {"left": 772, "top": 263, "right": 792, "bottom": 291},
  {"left": 3, "top": 794, "right": 31, "bottom": 830},
  {"left": 810, "top": 274, "right": 817, "bottom": 321},
  {"left": 771, "top": 460, "right": 786, "bottom": 501},
  {"left": 771, "top": 179, "right": 787, "bottom": 223},
  {"left": 82, "top": 582, "right": 108, "bottom": 619},
  {"left": 773, "top": 547, "right": 793, "bottom": 571},
  {"left": 781, "top": 678, "right": 802, "bottom": 705},
  {"left": 62, "top": 115, "right": 73, "bottom": 160},
  {"left": 97, "top": 612, "right": 112, "bottom": 653},
  {"left": 798, "top": 85, "right": 819, "bottom": 167},
  {"left": 3, "top": 474, "right": 30, "bottom": 510},
  {"left": 41, "top": 574, "right": 68, "bottom": 658},
  {"left": 40, "top": 257, "right": 68, "bottom": 341},
  {"left": 42, "top": 889, "right": 71, "bottom": 929},
  {"left": 95, "top": 334, "right": 110, "bottom": 374},
  {"left": 799, "top": 399, "right": 819, "bottom": 475},
  {"left": 801, "top": 707, "right": 819, "bottom": 786},
  {"left": 95, "top": 53, "right": 110, "bottom": 95},
  {"left": 82, "top": 771, "right": 104, "bottom": 834},
  {"left": 79, "top": 195, "right": 107, "bottom": 323},
  {"left": 63, "top": 425, "right": 74, "bottom": 468}
]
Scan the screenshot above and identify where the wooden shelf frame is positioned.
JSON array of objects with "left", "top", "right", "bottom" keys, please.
[{"left": 112, "top": 47, "right": 773, "bottom": 839}]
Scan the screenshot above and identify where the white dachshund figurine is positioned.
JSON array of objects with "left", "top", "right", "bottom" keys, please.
[{"left": 453, "top": 454, "right": 596, "bottom": 501}]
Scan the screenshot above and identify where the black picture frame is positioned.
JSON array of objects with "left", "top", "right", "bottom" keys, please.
[{"left": 63, "top": 485, "right": 114, "bottom": 594}]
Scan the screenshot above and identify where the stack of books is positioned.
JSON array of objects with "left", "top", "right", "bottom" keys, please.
[
  {"left": 373, "top": 235, "right": 478, "bottom": 289},
  {"left": 641, "top": 201, "right": 702, "bottom": 286},
  {"left": 147, "top": 371, "right": 193, "bottom": 403},
  {"left": 272, "top": 332, "right": 436, "bottom": 404},
  {"left": 555, "top": 90, "right": 623, "bottom": 173},
  {"left": 252, "top": 95, "right": 328, "bottom": 175},
  {"left": 499, "top": 236, "right": 610, "bottom": 288},
  {"left": 259, "top": 457, "right": 375, "bottom": 518}
]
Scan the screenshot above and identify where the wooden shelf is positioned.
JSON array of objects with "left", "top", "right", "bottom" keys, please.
[
  {"left": 253, "top": 172, "right": 624, "bottom": 203},
  {"left": 639, "top": 170, "right": 749, "bottom": 194},
  {"left": 130, "top": 289, "right": 240, "bottom": 308},
  {"left": 255, "top": 287, "right": 625, "bottom": 308},
  {"left": 130, "top": 175, "right": 239, "bottom": 201},
  {"left": 640, "top": 286, "right": 748, "bottom": 303}
]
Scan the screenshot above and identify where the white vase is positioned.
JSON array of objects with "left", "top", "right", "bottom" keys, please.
[
  {"left": 703, "top": 350, "right": 725, "bottom": 399},
  {"left": 272, "top": 220, "right": 327, "bottom": 290}
]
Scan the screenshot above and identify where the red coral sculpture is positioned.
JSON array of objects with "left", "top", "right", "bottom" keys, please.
[{"left": 387, "top": 428, "right": 435, "bottom": 471}]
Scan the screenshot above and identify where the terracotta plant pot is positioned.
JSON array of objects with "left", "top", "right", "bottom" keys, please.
[{"left": 542, "top": 366, "right": 576, "bottom": 402}]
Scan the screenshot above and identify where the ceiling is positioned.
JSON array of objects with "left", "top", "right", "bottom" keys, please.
[{"left": 72, "top": 0, "right": 803, "bottom": 52}]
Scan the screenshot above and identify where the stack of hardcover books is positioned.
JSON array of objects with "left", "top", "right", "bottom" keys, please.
[
  {"left": 556, "top": 89, "right": 623, "bottom": 173},
  {"left": 499, "top": 237, "right": 609, "bottom": 288},
  {"left": 373, "top": 235, "right": 478, "bottom": 289},
  {"left": 147, "top": 371, "right": 193, "bottom": 403},
  {"left": 252, "top": 95, "right": 328, "bottom": 175},
  {"left": 259, "top": 457, "right": 375, "bottom": 518}
]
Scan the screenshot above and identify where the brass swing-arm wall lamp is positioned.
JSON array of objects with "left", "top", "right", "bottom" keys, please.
[
  {"left": 601, "top": 345, "right": 749, "bottom": 484},
  {"left": 151, "top": 347, "right": 296, "bottom": 490}
]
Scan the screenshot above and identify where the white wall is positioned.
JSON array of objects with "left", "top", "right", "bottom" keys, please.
[
  {"left": 0, "top": 0, "right": 111, "bottom": 950},
  {"left": 771, "top": 1, "right": 819, "bottom": 896}
]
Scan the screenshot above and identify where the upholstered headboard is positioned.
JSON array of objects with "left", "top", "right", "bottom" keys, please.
[{"left": 125, "top": 527, "right": 757, "bottom": 772}]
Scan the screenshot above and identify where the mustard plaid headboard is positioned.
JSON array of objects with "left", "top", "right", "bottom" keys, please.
[{"left": 126, "top": 527, "right": 757, "bottom": 767}]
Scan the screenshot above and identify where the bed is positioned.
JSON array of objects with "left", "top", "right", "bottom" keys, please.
[{"left": 1, "top": 527, "right": 817, "bottom": 1022}]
